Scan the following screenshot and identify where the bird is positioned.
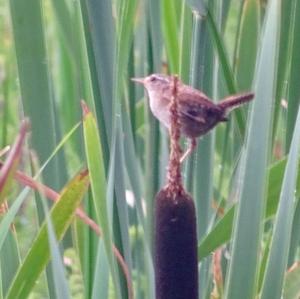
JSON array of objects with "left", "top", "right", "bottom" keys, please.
[{"left": 132, "top": 73, "right": 254, "bottom": 161}]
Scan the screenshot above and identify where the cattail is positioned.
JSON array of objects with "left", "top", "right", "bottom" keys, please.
[
  {"left": 155, "top": 189, "right": 198, "bottom": 299},
  {"left": 154, "top": 76, "right": 198, "bottom": 299}
]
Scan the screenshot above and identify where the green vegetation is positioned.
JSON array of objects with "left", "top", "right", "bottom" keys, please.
[{"left": 0, "top": 0, "right": 299, "bottom": 298}]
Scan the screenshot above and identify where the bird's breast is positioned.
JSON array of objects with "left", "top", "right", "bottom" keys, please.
[{"left": 148, "top": 92, "right": 171, "bottom": 129}]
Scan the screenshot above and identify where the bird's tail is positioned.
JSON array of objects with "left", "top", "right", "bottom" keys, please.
[{"left": 218, "top": 92, "right": 254, "bottom": 111}]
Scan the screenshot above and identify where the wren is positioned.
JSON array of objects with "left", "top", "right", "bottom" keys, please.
[{"left": 132, "top": 74, "right": 254, "bottom": 161}]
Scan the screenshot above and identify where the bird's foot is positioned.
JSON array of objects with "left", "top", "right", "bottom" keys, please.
[{"left": 180, "top": 138, "right": 197, "bottom": 163}]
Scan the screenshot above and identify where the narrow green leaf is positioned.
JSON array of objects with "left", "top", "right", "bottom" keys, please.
[
  {"left": 0, "top": 231, "right": 20, "bottom": 297},
  {"left": 52, "top": 1, "right": 90, "bottom": 162},
  {"left": 273, "top": 0, "right": 296, "bottom": 147},
  {"left": 198, "top": 206, "right": 234, "bottom": 259},
  {"left": 207, "top": 8, "right": 235, "bottom": 93},
  {"left": 145, "top": 0, "right": 162, "bottom": 251},
  {"left": 257, "top": 233, "right": 272, "bottom": 292},
  {"left": 234, "top": 0, "right": 260, "bottom": 90},
  {"left": 261, "top": 107, "right": 300, "bottom": 299},
  {"left": 184, "top": 12, "right": 205, "bottom": 193},
  {"left": 121, "top": 109, "right": 145, "bottom": 229},
  {"left": 9, "top": 0, "right": 58, "bottom": 187},
  {"left": 45, "top": 206, "right": 71, "bottom": 299},
  {"left": 112, "top": 130, "right": 132, "bottom": 299},
  {"left": 110, "top": 1, "right": 139, "bottom": 296},
  {"left": 265, "top": 159, "right": 288, "bottom": 217},
  {"left": 207, "top": 8, "right": 246, "bottom": 136},
  {"left": 51, "top": 0, "right": 74, "bottom": 55},
  {"left": 187, "top": 9, "right": 214, "bottom": 240},
  {"left": 220, "top": 0, "right": 232, "bottom": 28},
  {"left": 0, "top": 187, "right": 30, "bottom": 255},
  {"left": 224, "top": 0, "right": 280, "bottom": 297},
  {"left": 286, "top": 1, "right": 300, "bottom": 151},
  {"left": 179, "top": 2, "right": 192, "bottom": 81},
  {"left": 5, "top": 170, "right": 89, "bottom": 299},
  {"left": 148, "top": 0, "right": 162, "bottom": 70},
  {"left": 80, "top": 0, "right": 114, "bottom": 143},
  {"left": 114, "top": 0, "right": 138, "bottom": 107},
  {"left": 198, "top": 157, "right": 296, "bottom": 259},
  {"left": 81, "top": 102, "right": 121, "bottom": 297},
  {"left": 161, "top": 0, "right": 180, "bottom": 73},
  {"left": 91, "top": 240, "right": 109, "bottom": 299}
]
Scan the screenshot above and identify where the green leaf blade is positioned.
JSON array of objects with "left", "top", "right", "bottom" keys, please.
[
  {"left": 261, "top": 107, "right": 300, "bottom": 299},
  {"left": 81, "top": 102, "right": 121, "bottom": 297},
  {"left": 5, "top": 170, "right": 89, "bottom": 299},
  {"left": 224, "top": 0, "right": 281, "bottom": 298}
]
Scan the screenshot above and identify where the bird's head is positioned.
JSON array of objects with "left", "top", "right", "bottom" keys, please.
[{"left": 131, "top": 74, "right": 174, "bottom": 95}]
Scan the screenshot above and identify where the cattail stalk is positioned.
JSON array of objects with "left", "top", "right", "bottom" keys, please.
[{"left": 154, "top": 76, "right": 198, "bottom": 299}]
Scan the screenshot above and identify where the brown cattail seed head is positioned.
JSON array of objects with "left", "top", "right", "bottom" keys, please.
[{"left": 155, "top": 189, "right": 198, "bottom": 299}]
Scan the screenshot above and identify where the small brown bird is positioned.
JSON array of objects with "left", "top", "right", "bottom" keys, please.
[{"left": 132, "top": 74, "right": 254, "bottom": 161}]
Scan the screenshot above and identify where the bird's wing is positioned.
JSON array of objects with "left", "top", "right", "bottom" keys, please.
[
  {"left": 179, "top": 102, "right": 207, "bottom": 124},
  {"left": 179, "top": 86, "right": 217, "bottom": 105},
  {"left": 178, "top": 87, "right": 219, "bottom": 124}
]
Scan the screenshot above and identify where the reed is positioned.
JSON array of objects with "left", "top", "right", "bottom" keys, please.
[{"left": 0, "top": 0, "right": 299, "bottom": 298}]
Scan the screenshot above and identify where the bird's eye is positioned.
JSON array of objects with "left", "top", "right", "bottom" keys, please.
[{"left": 150, "top": 76, "right": 157, "bottom": 82}]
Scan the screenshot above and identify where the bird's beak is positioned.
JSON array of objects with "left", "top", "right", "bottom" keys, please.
[{"left": 131, "top": 77, "right": 145, "bottom": 84}]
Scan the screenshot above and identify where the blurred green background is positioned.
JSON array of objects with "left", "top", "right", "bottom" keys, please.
[{"left": 0, "top": 0, "right": 300, "bottom": 298}]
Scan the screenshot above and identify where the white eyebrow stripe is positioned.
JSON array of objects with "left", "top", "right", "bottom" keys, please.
[{"left": 154, "top": 75, "right": 169, "bottom": 83}]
